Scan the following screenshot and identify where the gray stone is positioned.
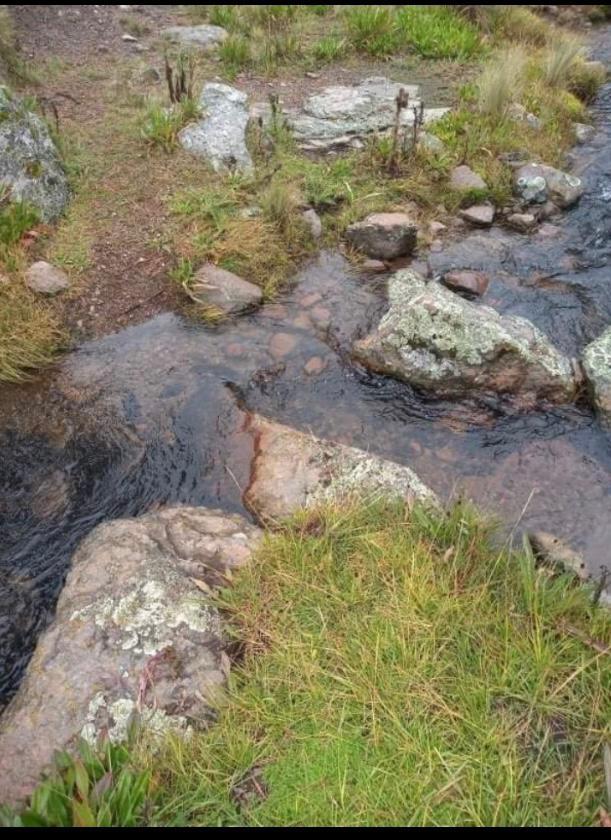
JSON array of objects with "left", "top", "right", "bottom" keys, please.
[
  {"left": 514, "top": 162, "right": 584, "bottom": 209},
  {"left": 0, "top": 86, "right": 69, "bottom": 222},
  {"left": 0, "top": 506, "right": 262, "bottom": 807},
  {"left": 244, "top": 415, "right": 439, "bottom": 522},
  {"left": 162, "top": 24, "right": 228, "bottom": 50},
  {"left": 507, "top": 102, "right": 542, "bottom": 131},
  {"left": 507, "top": 212, "right": 537, "bottom": 232},
  {"left": 458, "top": 203, "right": 495, "bottom": 227},
  {"left": 450, "top": 165, "right": 487, "bottom": 194},
  {"left": 278, "top": 77, "right": 448, "bottom": 153},
  {"left": 189, "top": 263, "right": 262, "bottom": 316},
  {"left": 441, "top": 270, "right": 489, "bottom": 298},
  {"left": 24, "top": 260, "right": 70, "bottom": 295},
  {"left": 353, "top": 270, "right": 576, "bottom": 404},
  {"left": 573, "top": 122, "right": 595, "bottom": 144},
  {"left": 419, "top": 132, "right": 446, "bottom": 155},
  {"left": 346, "top": 212, "right": 418, "bottom": 260},
  {"left": 581, "top": 326, "right": 611, "bottom": 427},
  {"left": 302, "top": 208, "right": 322, "bottom": 240},
  {"left": 180, "top": 83, "right": 252, "bottom": 173}
]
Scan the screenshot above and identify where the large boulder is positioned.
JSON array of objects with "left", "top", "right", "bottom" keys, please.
[
  {"left": 244, "top": 414, "right": 439, "bottom": 522},
  {"left": 0, "top": 506, "right": 262, "bottom": 807},
  {"left": 345, "top": 212, "right": 418, "bottom": 260},
  {"left": 353, "top": 270, "right": 577, "bottom": 404},
  {"left": 581, "top": 326, "right": 611, "bottom": 427},
  {"left": 0, "top": 86, "right": 69, "bottom": 222},
  {"left": 274, "top": 77, "right": 448, "bottom": 153},
  {"left": 513, "top": 162, "right": 584, "bottom": 209},
  {"left": 161, "top": 24, "right": 227, "bottom": 49},
  {"left": 180, "top": 83, "right": 253, "bottom": 173}
]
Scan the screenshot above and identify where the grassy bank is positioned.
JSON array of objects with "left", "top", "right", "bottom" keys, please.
[{"left": 5, "top": 500, "right": 610, "bottom": 827}]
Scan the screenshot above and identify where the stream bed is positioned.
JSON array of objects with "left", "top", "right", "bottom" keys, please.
[{"left": 2, "top": 49, "right": 611, "bottom": 709}]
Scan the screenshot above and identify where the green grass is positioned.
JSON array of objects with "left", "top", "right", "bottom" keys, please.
[
  {"left": 396, "top": 6, "right": 483, "bottom": 60},
  {"left": 140, "top": 99, "right": 199, "bottom": 153},
  {"left": 0, "top": 736, "right": 151, "bottom": 827},
  {"left": 312, "top": 34, "right": 348, "bottom": 63},
  {"left": 344, "top": 5, "right": 397, "bottom": 57},
  {"left": 149, "top": 500, "right": 611, "bottom": 826},
  {"left": 219, "top": 33, "right": 251, "bottom": 78}
]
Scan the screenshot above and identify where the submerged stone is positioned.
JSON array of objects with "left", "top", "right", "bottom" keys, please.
[
  {"left": 346, "top": 212, "right": 418, "bottom": 260},
  {"left": 244, "top": 414, "right": 439, "bottom": 522}
]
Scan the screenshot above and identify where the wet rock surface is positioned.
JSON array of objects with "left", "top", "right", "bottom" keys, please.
[
  {"left": 354, "top": 270, "right": 577, "bottom": 404},
  {"left": 190, "top": 264, "right": 263, "bottom": 316},
  {"left": 582, "top": 327, "right": 611, "bottom": 427},
  {"left": 514, "top": 163, "right": 584, "bottom": 208},
  {"left": 0, "top": 506, "right": 262, "bottom": 806},
  {"left": 244, "top": 414, "right": 439, "bottom": 522},
  {"left": 180, "top": 83, "right": 252, "bottom": 173},
  {"left": 0, "top": 86, "right": 69, "bottom": 222},
  {"left": 346, "top": 212, "right": 418, "bottom": 260}
]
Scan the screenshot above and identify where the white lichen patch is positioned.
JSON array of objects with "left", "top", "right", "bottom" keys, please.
[
  {"left": 80, "top": 692, "right": 191, "bottom": 745},
  {"left": 71, "top": 578, "right": 221, "bottom": 655}
]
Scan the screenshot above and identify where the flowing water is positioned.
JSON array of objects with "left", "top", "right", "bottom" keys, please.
[{"left": 2, "top": 44, "right": 611, "bottom": 707}]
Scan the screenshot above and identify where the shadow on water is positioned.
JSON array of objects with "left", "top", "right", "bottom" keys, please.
[{"left": 2, "top": 36, "right": 611, "bottom": 706}]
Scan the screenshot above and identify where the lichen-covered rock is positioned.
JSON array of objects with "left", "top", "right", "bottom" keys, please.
[
  {"left": 0, "top": 506, "right": 262, "bottom": 807},
  {"left": 244, "top": 415, "right": 439, "bottom": 522},
  {"left": 514, "top": 162, "right": 584, "bottom": 209},
  {"left": 582, "top": 326, "right": 611, "bottom": 427},
  {"left": 190, "top": 263, "right": 262, "bottom": 316},
  {"left": 180, "top": 83, "right": 252, "bottom": 173},
  {"left": 0, "top": 86, "right": 69, "bottom": 222},
  {"left": 161, "top": 24, "right": 227, "bottom": 49},
  {"left": 353, "top": 270, "right": 577, "bottom": 404},
  {"left": 276, "top": 77, "right": 448, "bottom": 153},
  {"left": 573, "top": 122, "right": 595, "bottom": 145},
  {"left": 507, "top": 102, "right": 542, "bottom": 131},
  {"left": 346, "top": 212, "right": 418, "bottom": 260}
]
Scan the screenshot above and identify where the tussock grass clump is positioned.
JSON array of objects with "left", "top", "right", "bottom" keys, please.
[
  {"left": 493, "top": 6, "right": 551, "bottom": 47},
  {"left": 151, "top": 500, "right": 611, "bottom": 826},
  {"left": 312, "top": 34, "right": 348, "bottom": 63},
  {"left": 344, "top": 5, "right": 397, "bottom": 57},
  {"left": 569, "top": 57, "right": 607, "bottom": 103},
  {"left": 0, "top": 280, "right": 64, "bottom": 383},
  {"left": 477, "top": 47, "right": 528, "bottom": 116},
  {"left": 396, "top": 5, "right": 483, "bottom": 60},
  {"left": 219, "top": 34, "right": 251, "bottom": 78},
  {"left": 139, "top": 99, "right": 198, "bottom": 153},
  {"left": 543, "top": 37, "right": 584, "bottom": 89}
]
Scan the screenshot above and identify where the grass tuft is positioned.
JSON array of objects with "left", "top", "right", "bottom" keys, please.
[
  {"left": 344, "top": 5, "right": 397, "bottom": 57},
  {"left": 543, "top": 37, "right": 584, "bottom": 89},
  {"left": 396, "top": 5, "right": 483, "bottom": 60},
  {"left": 150, "top": 500, "right": 611, "bottom": 826},
  {"left": 477, "top": 47, "right": 527, "bottom": 116},
  {"left": 140, "top": 99, "right": 198, "bottom": 153}
]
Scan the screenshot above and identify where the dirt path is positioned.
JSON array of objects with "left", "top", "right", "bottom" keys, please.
[{"left": 9, "top": 4, "right": 197, "bottom": 338}]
